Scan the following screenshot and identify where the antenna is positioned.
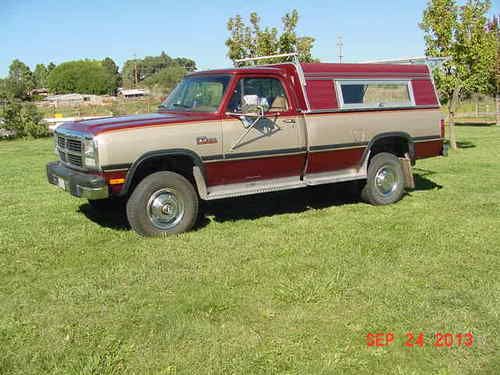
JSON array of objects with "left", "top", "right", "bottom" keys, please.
[{"left": 337, "top": 36, "right": 344, "bottom": 63}]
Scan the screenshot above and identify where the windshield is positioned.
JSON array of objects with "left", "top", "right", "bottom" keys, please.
[{"left": 160, "top": 75, "right": 231, "bottom": 112}]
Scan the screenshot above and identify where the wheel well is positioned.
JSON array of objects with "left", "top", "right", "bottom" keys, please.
[
  {"left": 368, "top": 136, "right": 412, "bottom": 161},
  {"left": 126, "top": 155, "right": 196, "bottom": 195}
]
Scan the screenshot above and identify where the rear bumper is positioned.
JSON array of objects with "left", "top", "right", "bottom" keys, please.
[{"left": 46, "top": 161, "right": 109, "bottom": 200}]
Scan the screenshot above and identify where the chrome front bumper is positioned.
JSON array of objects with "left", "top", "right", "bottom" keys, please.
[{"left": 46, "top": 161, "right": 109, "bottom": 200}]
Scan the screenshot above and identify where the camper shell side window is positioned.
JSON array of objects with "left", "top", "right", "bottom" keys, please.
[{"left": 335, "top": 80, "right": 416, "bottom": 110}]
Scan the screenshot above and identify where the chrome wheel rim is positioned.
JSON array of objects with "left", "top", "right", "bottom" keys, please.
[
  {"left": 374, "top": 166, "right": 399, "bottom": 197},
  {"left": 147, "top": 188, "right": 184, "bottom": 230}
]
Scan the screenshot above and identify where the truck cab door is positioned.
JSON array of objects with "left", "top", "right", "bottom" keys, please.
[{"left": 217, "top": 76, "right": 306, "bottom": 185}]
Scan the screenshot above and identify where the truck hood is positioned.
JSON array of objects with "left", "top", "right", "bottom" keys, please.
[{"left": 59, "top": 112, "right": 217, "bottom": 136}]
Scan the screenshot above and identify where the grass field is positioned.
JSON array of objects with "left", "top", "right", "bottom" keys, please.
[{"left": 0, "top": 125, "right": 499, "bottom": 374}]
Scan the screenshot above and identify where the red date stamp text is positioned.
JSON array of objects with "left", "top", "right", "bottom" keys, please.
[{"left": 366, "top": 332, "right": 474, "bottom": 348}]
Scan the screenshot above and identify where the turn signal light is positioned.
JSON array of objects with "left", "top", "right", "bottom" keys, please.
[
  {"left": 440, "top": 119, "right": 445, "bottom": 138},
  {"left": 109, "top": 178, "right": 125, "bottom": 185}
]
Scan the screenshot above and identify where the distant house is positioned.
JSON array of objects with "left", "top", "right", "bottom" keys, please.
[
  {"left": 117, "top": 88, "right": 149, "bottom": 99},
  {"left": 44, "top": 94, "right": 108, "bottom": 106},
  {"left": 30, "top": 88, "right": 49, "bottom": 97}
]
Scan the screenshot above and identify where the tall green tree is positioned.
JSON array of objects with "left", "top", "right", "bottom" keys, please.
[
  {"left": 226, "top": 10, "right": 316, "bottom": 66},
  {"left": 47, "top": 60, "right": 117, "bottom": 95},
  {"left": 173, "top": 57, "right": 197, "bottom": 72},
  {"left": 142, "top": 65, "right": 187, "bottom": 94},
  {"left": 6, "top": 59, "right": 35, "bottom": 100},
  {"left": 33, "top": 64, "right": 49, "bottom": 89},
  {"left": 420, "top": 0, "right": 497, "bottom": 149},
  {"left": 121, "top": 58, "right": 142, "bottom": 88},
  {"left": 0, "top": 78, "right": 7, "bottom": 99},
  {"left": 47, "top": 62, "right": 57, "bottom": 74},
  {"left": 121, "top": 52, "right": 196, "bottom": 88},
  {"left": 102, "top": 57, "right": 121, "bottom": 92}
]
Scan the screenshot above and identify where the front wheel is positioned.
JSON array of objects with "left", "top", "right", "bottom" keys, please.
[
  {"left": 126, "top": 171, "right": 199, "bottom": 236},
  {"left": 361, "top": 152, "right": 405, "bottom": 205}
]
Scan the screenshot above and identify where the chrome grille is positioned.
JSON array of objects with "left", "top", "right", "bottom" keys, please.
[
  {"left": 56, "top": 133, "right": 84, "bottom": 169},
  {"left": 57, "top": 135, "right": 66, "bottom": 148},
  {"left": 67, "top": 153, "right": 83, "bottom": 167},
  {"left": 67, "top": 139, "right": 82, "bottom": 153}
]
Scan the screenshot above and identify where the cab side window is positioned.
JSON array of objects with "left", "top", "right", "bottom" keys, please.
[{"left": 227, "top": 77, "right": 289, "bottom": 113}]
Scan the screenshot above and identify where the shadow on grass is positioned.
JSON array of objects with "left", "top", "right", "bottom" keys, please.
[
  {"left": 456, "top": 141, "right": 476, "bottom": 149},
  {"left": 411, "top": 168, "right": 443, "bottom": 192},
  {"left": 455, "top": 121, "right": 496, "bottom": 127},
  {"left": 78, "top": 203, "right": 130, "bottom": 230},
  {"left": 77, "top": 173, "right": 443, "bottom": 230},
  {"left": 203, "top": 181, "right": 362, "bottom": 224}
]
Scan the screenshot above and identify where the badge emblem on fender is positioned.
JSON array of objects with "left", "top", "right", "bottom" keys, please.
[{"left": 196, "top": 136, "right": 218, "bottom": 145}]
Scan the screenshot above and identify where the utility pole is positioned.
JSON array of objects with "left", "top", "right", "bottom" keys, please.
[
  {"left": 337, "top": 36, "right": 344, "bottom": 63},
  {"left": 133, "top": 53, "right": 138, "bottom": 88}
]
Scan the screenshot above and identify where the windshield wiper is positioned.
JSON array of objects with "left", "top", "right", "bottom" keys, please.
[{"left": 172, "top": 103, "right": 191, "bottom": 109}]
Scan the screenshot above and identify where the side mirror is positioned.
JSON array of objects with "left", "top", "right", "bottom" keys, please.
[{"left": 241, "top": 95, "right": 269, "bottom": 115}]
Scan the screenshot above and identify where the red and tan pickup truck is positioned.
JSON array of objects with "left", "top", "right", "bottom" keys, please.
[{"left": 47, "top": 56, "right": 446, "bottom": 236}]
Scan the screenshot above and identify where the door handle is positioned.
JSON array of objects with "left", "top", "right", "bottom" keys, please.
[{"left": 283, "top": 119, "right": 296, "bottom": 123}]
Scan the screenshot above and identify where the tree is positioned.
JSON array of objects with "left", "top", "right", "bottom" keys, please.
[
  {"left": 47, "top": 60, "right": 118, "bottom": 95},
  {"left": 47, "top": 62, "right": 56, "bottom": 74},
  {"left": 420, "top": 0, "right": 497, "bottom": 149},
  {"left": 173, "top": 57, "right": 197, "bottom": 72},
  {"left": 226, "top": 10, "right": 316, "bottom": 66},
  {"left": 33, "top": 64, "right": 49, "bottom": 88},
  {"left": 101, "top": 57, "right": 121, "bottom": 92},
  {"left": 121, "top": 58, "right": 142, "bottom": 88},
  {"left": 142, "top": 65, "right": 187, "bottom": 94},
  {"left": 121, "top": 52, "right": 196, "bottom": 88},
  {"left": 6, "top": 59, "right": 35, "bottom": 100},
  {"left": 0, "top": 78, "right": 7, "bottom": 98},
  {"left": 3, "top": 98, "right": 48, "bottom": 138}
]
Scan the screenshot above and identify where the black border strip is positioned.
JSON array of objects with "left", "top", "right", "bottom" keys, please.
[
  {"left": 310, "top": 142, "right": 368, "bottom": 152},
  {"left": 202, "top": 154, "right": 223, "bottom": 161},
  {"left": 101, "top": 163, "right": 132, "bottom": 171},
  {"left": 226, "top": 147, "right": 306, "bottom": 160},
  {"left": 201, "top": 147, "right": 307, "bottom": 162},
  {"left": 413, "top": 135, "right": 442, "bottom": 142}
]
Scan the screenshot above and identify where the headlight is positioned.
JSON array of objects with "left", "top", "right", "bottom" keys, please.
[{"left": 83, "top": 138, "right": 98, "bottom": 168}]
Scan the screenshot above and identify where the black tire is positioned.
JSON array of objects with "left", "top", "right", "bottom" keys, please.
[
  {"left": 88, "top": 197, "right": 125, "bottom": 211},
  {"left": 361, "top": 152, "right": 405, "bottom": 205},
  {"left": 126, "top": 171, "right": 198, "bottom": 236}
]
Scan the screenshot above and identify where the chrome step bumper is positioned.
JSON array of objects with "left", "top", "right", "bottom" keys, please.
[{"left": 46, "top": 161, "right": 109, "bottom": 200}]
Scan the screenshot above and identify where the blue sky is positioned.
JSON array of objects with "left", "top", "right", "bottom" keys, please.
[{"left": 0, "top": 0, "right": 490, "bottom": 77}]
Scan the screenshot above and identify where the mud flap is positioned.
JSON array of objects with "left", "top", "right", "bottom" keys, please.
[{"left": 399, "top": 157, "right": 415, "bottom": 189}]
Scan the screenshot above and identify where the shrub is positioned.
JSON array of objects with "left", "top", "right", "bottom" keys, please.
[{"left": 2, "top": 99, "right": 49, "bottom": 139}]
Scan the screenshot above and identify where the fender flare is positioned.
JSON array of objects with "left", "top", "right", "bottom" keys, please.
[
  {"left": 119, "top": 148, "right": 205, "bottom": 196},
  {"left": 360, "top": 132, "right": 415, "bottom": 167}
]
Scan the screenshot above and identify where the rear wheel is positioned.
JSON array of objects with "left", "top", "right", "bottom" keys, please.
[
  {"left": 361, "top": 152, "right": 405, "bottom": 205},
  {"left": 126, "top": 171, "right": 198, "bottom": 236}
]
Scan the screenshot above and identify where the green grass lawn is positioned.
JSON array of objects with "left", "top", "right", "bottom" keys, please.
[{"left": 0, "top": 126, "right": 499, "bottom": 374}]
